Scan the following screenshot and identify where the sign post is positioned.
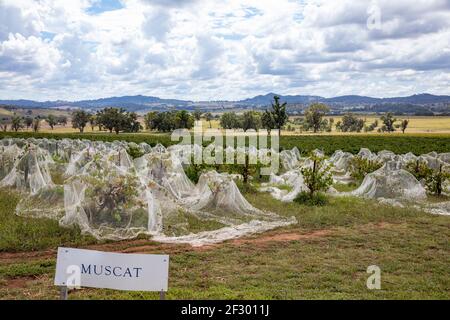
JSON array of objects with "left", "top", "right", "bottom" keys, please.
[{"left": 54, "top": 247, "right": 169, "bottom": 300}]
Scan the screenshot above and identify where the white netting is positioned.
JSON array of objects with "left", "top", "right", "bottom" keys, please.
[
  {"left": 259, "top": 170, "right": 308, "bottom": 202},
  {"left": 0, "top": 138, "right": 296, "bottom": 245},
  {"left": 349, "top": 161, "right": 427, "bottom": 201}
]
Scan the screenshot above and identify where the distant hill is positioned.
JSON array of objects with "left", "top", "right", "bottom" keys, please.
[
  {"left": 239, "top": 92, "right": 323, "bottom": 105},
  {"left": 0, "top": 93, "right": 449, "bottom": 114},
  {"left": 0, "top": 95, "right": 193, "bottom": 111},
  {"left": 239, "top": 93, "right": 450, "bottom": 106}
]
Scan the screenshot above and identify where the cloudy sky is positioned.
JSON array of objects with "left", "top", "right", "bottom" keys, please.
[{"left": 0, "top": 0, "right": 449, "bottom": 101}]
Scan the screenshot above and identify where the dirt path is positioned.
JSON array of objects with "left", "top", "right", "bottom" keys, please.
[{"left": 0, "top": 222, "right": 396, "bottom": 265}]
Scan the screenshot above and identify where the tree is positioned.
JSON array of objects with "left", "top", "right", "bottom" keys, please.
[
  {"left": 205, "top": 112, "right": 213, "bottom": 128},
  {"left": 261, "top": 110, "right": 274, "bottom": 134},
  {"left": 301, "top": 154, "right": 333, "bottom": 197},
  {"left": 89, "top": 115, "right": 96, "bottom": 131},
  {"left": 25, "top": 117, "right": 33, "bottom": 130},
  {"left": 176, "top": 110, "right": 194, "bottom": 129},
  {"left": 154, "top": 112, "right": 177, "bottom": 132},
  {"left": 96, "top": 108, "right": 126, "bottom": 134},
  {"left": 58, "top": 116, "right": 68, "bottom": 127},
  {"left": 144, "top": 111, "right": 159, "bottom": 131},
  {"left": 241, "top": 111, "right": 261, "bottom": 132},
  {"left": 400, "top": 119, "right": 409, "bottom": 134},
  {"left": 125, "top": 112, "right": 142, "bottom": 133},
  {"left": 380, "top": 113, "right": 396, "bottom": 132},
  {"left": 46, "top": 114, "right": 57, "bottom": 130},
  {"left": 72, "top": 110, "right": 90, "bottom": 133},
  {"left": 304, "top": 103, "right": 330, "bottom": 133},
  {"left": 340, "top": 113, "right": 365, "bottom": 132},
  {"left": 269, "top": 96, "right": 288, "bottom": 136},
  {"left": 220, "top": 112, "right": 241, "bottom": 129},
  {"left": 32, "top": 118, "right": 41, "bottom": 133},
  {"left": 193, "top": 110, "right": 203, "bottom": 121},
  {"left": 294, "top": 154, "right": 333, "bottom": 206},
  {"left": 11, "top": 115, "right": 23, "bottom": 132},
  {"left": 96, "top": 108, "right": 141, "bottom": 134}
]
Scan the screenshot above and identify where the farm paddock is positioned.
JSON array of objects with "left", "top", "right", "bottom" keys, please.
[{"left": 0, "top": 133, "right": 449, "bottom": 300}]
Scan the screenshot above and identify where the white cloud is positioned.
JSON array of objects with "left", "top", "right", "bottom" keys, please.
[{"left": 0, "top": 0, "right": 449, "bottom": 101}]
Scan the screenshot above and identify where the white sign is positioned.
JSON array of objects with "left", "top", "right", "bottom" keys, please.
[{"left": 54, "top": 247, "right": 169, "bottom": 292}]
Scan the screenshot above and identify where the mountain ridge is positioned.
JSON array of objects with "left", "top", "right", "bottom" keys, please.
[{"left": 1, "top": 93, "right": 449, "bottom": 110}]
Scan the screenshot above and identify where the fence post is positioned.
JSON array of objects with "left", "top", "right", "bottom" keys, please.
[{"left": 60, "top": 286, "right": 68, "bottom": 300}]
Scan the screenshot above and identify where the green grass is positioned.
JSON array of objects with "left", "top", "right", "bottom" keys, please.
[
  {"left": 1, "top": 131, "right": 449, "bottom": 155},
  {"left": 0, "top": 190, "right": 97, "bottom": 252},
  {"left": 0, "top": 189, "right": 448, "bottom": 300}
]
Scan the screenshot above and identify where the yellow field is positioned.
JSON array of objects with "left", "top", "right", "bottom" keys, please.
[
  {"left": 4, "top": 114, "right": 449, "bottom": 135},
  {"left": 286, "top": 116, "right": 450, "bottom": 135}
]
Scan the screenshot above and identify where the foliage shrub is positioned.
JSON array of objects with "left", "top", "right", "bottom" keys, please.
[
  {"left": 406, "top": 160, "right": 450, "bottom": 196},
  {"left": 294, "top": 191, "right": 328, "bottom": 206},
  {"left": 126, "top": 145, "right": 145, "bottom": 159},
  {"left": 349, "top": 156, "right": 383, "bottom": 181},
  {"left": 300, "top": 154, "right": 333, "bottom": 205}
]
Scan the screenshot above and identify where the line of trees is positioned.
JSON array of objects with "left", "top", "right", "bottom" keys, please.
[
  {"left": 72, "top": 108, "right": 141, "bottom": 134},
  {"left": 1, "top": 114, "right": 68, "bottom": 132},
  {"left": 220, "top": 96, "right": 288, "bottom": 135},
  {"left": 1, "top": 97, "right": 413, "bottom": 136},
  {"left": 294, "top": 107, "right": 410, "bottom": 134}
]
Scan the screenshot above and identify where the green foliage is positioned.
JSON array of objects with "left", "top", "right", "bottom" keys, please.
[
  {"left": 405, "top": 160, "right": 432, "bottom": 181},
  {"left": 204, "top": 112, "right": 213, "bottom": 128},
  {"left": 301, "top": 154, "right": 333, "bottom": 198},
  {"left": 46, "top": 114, "right": 57, "bottom": 130},
  {"left": 294, "top": 191, "right": 328, "bottom": 206},
  {"left": 406, "top": 161, "right": 450, "bottom": 196},
  {"left": 144, "top": 111, "right": 194, "bottom": 132},
  {"left": 32, "top": 118, "right": 41, "bottom": 133},
  {"left": 364, "top": 120, "right": 378, "bottom": 132},
  {"left": 303, "top": 103, "right": 330, "bottom": 133},
  {"left": 220, "top": 112, "right": 241, "bottom": 129},
  {"left": 96, "top": 108, "right": 141, "bottom": 134},
  {"left": 424, "top": 165, "right": 450, "bottom": 196},
  {"left": 380, "top": 112, "right": 397, "bottom": 132},
  {"left": 0, "top": 131, "right": 449, "bottom": 156},
  {"left": 126, "top": 145, "right": 145, "bottom": 159},
  {"left": 349, "top": 156, "right": 383, "bottom": 181},
  {"left": 261, "top": 110, "right": 274, "bottom": 133},
  {"left": 241, "top": 111, "right": 262, "bottom": 132},
  {"left": 144, "top": 111, "right": 158, "bottom": 131},
  {"left": 235, "top": 179, "right": 258, "bottom": 194},
  {"left": 24, "top": 117, "right": 33, "bottom": 129},
  {"left": 401, "top": 119, "right": 409, "bottom": 133},
  {"left": 71, "top": 110, "right": 90, "bottom": 133},
  {"left": 57, "top": 115, "right": 68, "bottom": 126},
  {"left": 88, "top": 114, "right": 96, "bottom": 131},
  {"left": 339, "top": 113, "right": 365, "bottom": 132},
  {"left": 269, "top": 95, "right": 288, "bottom": 134},
  {"left": 193, "top": 110, "right": 203, "bottom": 121},
  {"left": 11, "top": 115, "right": 23, "bottom": 132},
  {"left": 176, "top": 110, "right": 194, "bottom": 129}
]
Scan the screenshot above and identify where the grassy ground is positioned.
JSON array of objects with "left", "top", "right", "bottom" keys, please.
[{"left": 0, "top": 186, "right": 448, "bottom": 300}]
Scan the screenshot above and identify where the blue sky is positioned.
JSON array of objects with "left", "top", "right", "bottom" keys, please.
[
  {"left": 87, "top": 0, "right": 124, "bottom": 14},
  {"left": 0, "top": 0, "right": 449, "bottom": 101}
]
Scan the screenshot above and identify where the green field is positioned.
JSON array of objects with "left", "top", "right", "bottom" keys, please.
[
  {"left": 1, "top": 131, "right": 450, "bottom": 155},
  {"left": 0, "top": 133, "right": 449, "bottom": 300},
  {"left": 1, "top": 187, "right": 449, "bottom": 299}
]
